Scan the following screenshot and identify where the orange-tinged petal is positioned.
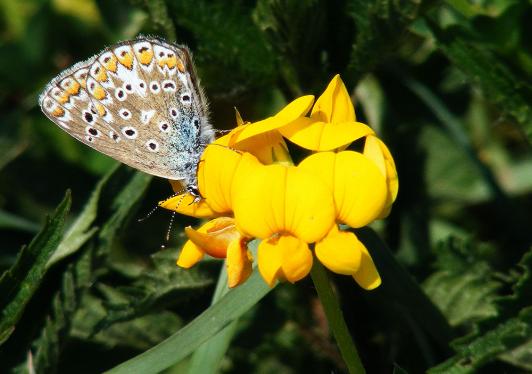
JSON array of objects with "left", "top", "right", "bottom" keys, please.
[
  {"left": 177, "top": 218, "right": 232, "bottom": 268},
  {"left": 159, "top": 193, "right": 217, "bottom": 218},
  {"left": 232, "top": 158, "right": 335, "bottom": 242},
  {"left": 226, "top": 239, "right": 253, "bottom": 288},
  {"left": 257, "top": 235, "right": 313, "bottom": 287},
  {"left": 197, "top": 145, "right": 242, "bottom": 213},
  {"left": 184, "top": 217, "right": 240, "bottom": 258},
  {"left": 230, "top": 95, "right": 314, "bottom": 145},
  {"left": 315, "top": 226, "right": 362, "bottom": 275},
  {"left": 352, "top": 243, "right": 381, "bottom": 290},
  {"left": 299, "top": 151, "right": 387, "bottom": 227},
  {"left": 311, "top": 74, "right": 355, "bottom": 124},
  {"left": 279, "top": 119, "right": 374, "bottom": 151}
]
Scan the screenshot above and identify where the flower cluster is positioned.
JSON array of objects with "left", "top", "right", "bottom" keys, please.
[{"left": 160, "top": 75, "right": 398, "bottom": 289}]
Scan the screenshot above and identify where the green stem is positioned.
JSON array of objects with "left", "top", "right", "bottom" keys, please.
[{"left": 310, "top": 261, "right": 366, "bottom": 374}]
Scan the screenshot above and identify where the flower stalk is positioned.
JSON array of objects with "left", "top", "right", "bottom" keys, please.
[{"left": 310, "top": 260, "right": 366, "bottom": 374}]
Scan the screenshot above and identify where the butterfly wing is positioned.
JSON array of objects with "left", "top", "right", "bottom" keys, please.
[{"left": 39, "top": 37, "right": 214, "bottom": 181}]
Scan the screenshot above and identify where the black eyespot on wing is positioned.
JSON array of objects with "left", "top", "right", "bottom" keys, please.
[{"left": 84, "top": 112, "right": 93, "bottom": 122}]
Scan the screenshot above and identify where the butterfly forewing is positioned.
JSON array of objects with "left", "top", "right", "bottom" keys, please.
[{"left": 39, "top": 37, "right": 213, "bottom": 182}]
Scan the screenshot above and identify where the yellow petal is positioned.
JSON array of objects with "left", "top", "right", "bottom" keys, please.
[
  {"left": 363, "top": 136, "right": 399, "bottom": 218},
  {"left": 159, "top": 193, "right": 217, "bottom": 218},
  {"left": 184, "top": 217, "right": 241, "bottom": 259},
  {"left": 197, "top": 145, "right": 243, "bottom": 213},
  {"left": 257, "top": 235, "right": 313, "bottom": 287},
  {"left": 315, "top": 226, "right": 362, "bottom": 275},
  {"left": 352, "top": 243, "right": 381, "bottom": 290},
  {"left": 279, "top": 119, "right": 374, "bottom": 151},
  {"left": 232, "top": 158, "right": 335, "bottom": 242},
  {"left": 177, "top": 241, "right": 205, "bottom": 268},
  {"left": 230, "top": 95, "right": 315, "bottom": 145},
  {"left": 298, "top": 151, "right": 387, "bottom": 228},
  {"left": 226, "top": 239, "right": 253, "bottom": 288},
  {"left": 311, "top": 74, "right": 355, "bottom": 124},
  {"left": 232, "top": 130, "right": 292, "bottom": 165}
]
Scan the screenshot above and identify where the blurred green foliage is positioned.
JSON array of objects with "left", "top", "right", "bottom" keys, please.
[{"left": 1, "top": 0, "right": 531, "bottom": 373}]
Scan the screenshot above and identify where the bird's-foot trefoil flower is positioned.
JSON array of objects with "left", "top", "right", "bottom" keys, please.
[{"left": 160, "top": 74, "right": 398, "bottom": 289}]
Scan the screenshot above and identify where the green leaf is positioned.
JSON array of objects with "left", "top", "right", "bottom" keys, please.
[
  {"left": 429, "top": 249, "right": 532, "bottom": 373},
  {"left": 93, "top": 248, "right": 214, "bottom": 331},
  {"left": 355, "top": 227, "right": 454, "bottom": 351},
  {"left": 0, "top": 191, "right": 71, "bottom": 345},
  {"left": 167, "top": 0, "right": 276, "bottom": 94},
  {"left": 346, "top": 0, "right": 431, "bottom": 84},
  {"left": 423, "top": 238, "right": 500, "bottom": 327},
  {"left": 187, "top": 241, "right": 259, "bottom": 374},
  {"left": 47, "top": 165, "right": 119, "bottom": 268},
  {"left": 426, "top": 20, "right": 532, "bottom": 139},
  {"left": 187, "top": 261, "right": 236, "bottom": 374},
  {"left": 0, "top": 209, "right": 40, "bottom": 233},
  {"left": 11, "top": 166, "right": 153, "bottom": 372},
  {"left": 105, "top": 269, "right": 273, "bottom": 374}
]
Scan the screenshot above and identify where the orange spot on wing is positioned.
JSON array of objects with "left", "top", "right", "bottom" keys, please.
[
  {"left": 92, "top": 84, "right": 106, "bottom": 100},
  {"left": 138, "top": 49, "right": 153, "bottom": 65},
  {"left": 102, "top": 55, "right": 118, "bottom": 73},
  {"left": 117, "top": 51, "right": 134, "bottom": 70},
  {"left": 58, "top": 92, "right": 70, "bottom": 104},
  {"left": 96, "top": 103, "right": 106, "bottom": 116},
  {"left": 94, "top": 67, "right": 108, "bottom": 82},
  {"left": 66, "top": 80, "right": 81, "bottom": 95},
  {"left": 52, "top": 107, "right": 65, "bottom": 117}
]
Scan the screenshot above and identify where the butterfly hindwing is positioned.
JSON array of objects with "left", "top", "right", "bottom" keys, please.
[{"left": 39, "top": 37, "right": 214, "bottom": 182}]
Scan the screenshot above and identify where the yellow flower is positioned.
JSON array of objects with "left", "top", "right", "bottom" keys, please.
[
  {"left": 160, "top": 74, "right": 398, "bottom": 290},
  {"left": 278, "top": 75, "right": 375, "bottom": 151}
]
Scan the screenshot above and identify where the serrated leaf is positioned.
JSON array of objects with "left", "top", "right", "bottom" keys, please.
[
  {"left": 429, "top": 249, "right": 532, "bottom": 373},
  {"left": 423, "top": 238, "right": 500, "bottom": 327},
  {"left": 0, "top": 191, "right": 71, "bottom": 346},
  {"left": 346, "top": 0, "right": 429, "bottom": 85},
  {"left": 166, "top": 0, "right": 276, "bottom": 94},
  {"left": 426, "top": 20, "right": 532, "bottom": 139},
  {"left": 93, "top": 247, "right": 214, "bottom": 331},
  {"left": 47, "top": 165, "right": 120, "bottom": 268}
]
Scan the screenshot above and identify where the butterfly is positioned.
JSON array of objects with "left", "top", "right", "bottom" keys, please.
[{"left": 39, "top": 36, "right": 214, "bottom": 197}]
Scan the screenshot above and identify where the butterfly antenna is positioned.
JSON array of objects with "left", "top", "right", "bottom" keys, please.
[
  {"left": 164, "top": 191, "right": 189, "bottom": 243},
  {"left": 165, "top": 211, "right": 176, "bottom": 243},
  {"left": 137, "top": 204, "right": 160, "bottom": 222}
]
